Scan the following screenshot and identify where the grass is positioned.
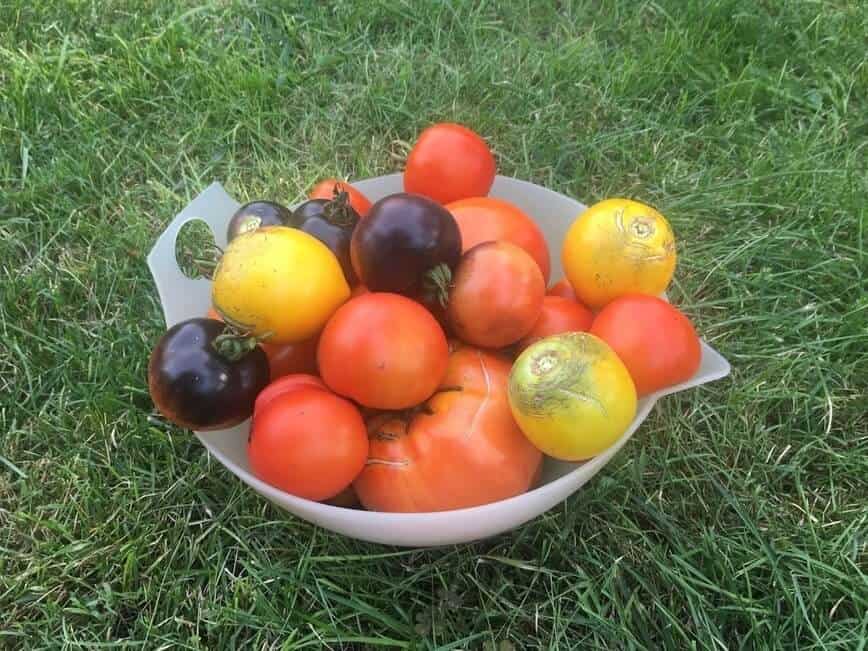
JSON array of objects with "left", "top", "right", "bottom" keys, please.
[{"left": 1, "top": 0, "right": 866, "bottom": 648}]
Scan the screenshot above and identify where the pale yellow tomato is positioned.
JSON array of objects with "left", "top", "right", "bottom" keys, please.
[
  {"left": 561, "top": 198, "right": 676, "bottom": 309},
  {"left": 212, "top": 226, "right": 350, "bottom": 344},
  {"left": 508, "top": 332, "right": 637, "bottom": 461}
]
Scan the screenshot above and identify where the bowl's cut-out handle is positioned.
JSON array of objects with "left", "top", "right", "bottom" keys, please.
[{"left": 146, "top": 182, "right": 241, "bottom": 328}]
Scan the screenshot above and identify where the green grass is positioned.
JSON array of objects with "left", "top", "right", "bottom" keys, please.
[{"left": 1, "top": 0, "right": 866, "bottom": 648}]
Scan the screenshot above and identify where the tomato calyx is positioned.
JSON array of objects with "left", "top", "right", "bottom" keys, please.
[
  {"left": 422, "top": 262, "right": 453, "bottom": 308},
  {"left": 210, "top": 317, "right": 272, "bottom": 363},
  {"left": 323, "top": 188, "right": 359, "bottom": 229}
]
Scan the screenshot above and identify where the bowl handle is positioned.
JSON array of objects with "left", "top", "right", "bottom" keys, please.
[{"left": 146, "top": 182, "right": 240, "bottom": 328}]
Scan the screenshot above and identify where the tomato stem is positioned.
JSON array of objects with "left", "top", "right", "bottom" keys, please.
[
  {"left": 422, "top": 263, "right": 452, "bottom": 308},
  {"left": 323, "top": 187, "right": 358, "bottom": 228},
  {"left": 212, "top": 324, "right": 270, "bottom": 362}
]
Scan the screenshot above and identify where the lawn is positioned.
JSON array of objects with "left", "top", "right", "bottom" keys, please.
[{"left": 1, "top": 0, "right": 866, "bottom": 648}]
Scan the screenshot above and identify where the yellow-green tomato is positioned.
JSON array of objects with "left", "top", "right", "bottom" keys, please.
[
  {"left": 212, "top": 226, "right": 350, "bottom": 344},
  {"left": 508, "top": 332, "right": 637, "bottom": 461}
]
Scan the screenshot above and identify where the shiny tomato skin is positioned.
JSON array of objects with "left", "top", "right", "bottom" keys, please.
[
  {"left": 309, "top": 178, "right": 372, "bottom": 217},
  {"left": 590, "top": 294, "right": 701, "bottom": 396},
  {"left": 448, "top": 241, "right": 545, "bottom": 348},
  {"left": 253, "top": 374, "right": 326, "bottom": 415},
  {"left": 353, "top": 346, "right": 542, "bottom": 512},
  {"left": 516, "top": 295, "right": 594, "bottom": 352},
  {"left": 403, "top": 123, "right": 495, "bottom": 204},
  {"left": 317, "top": 293, "right": 449, "bottom": 409},
  {"left": 547, "top": 279, "right": 577, "bottom": 301},
  {"left": 446, "top": 197, "right": 550, "bottom": 283},
  {"left": 248, "top": 387, "right": 368, "bottom": 501}
]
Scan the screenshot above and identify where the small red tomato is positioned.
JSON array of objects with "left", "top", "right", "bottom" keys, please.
[
  {"left": 516, "top": 295, "right": 594, "bottom": 352},
  {"left": 254, "top": 374, "right": 326, "bottom": 415},
  {"left": 248, "top": 387, "right": 368, "bottom": 501},
  {"left": 590, "top": 294, "right": 701, "bottom": 396},
  {"left": 309, "top": 178, "right": 373, "bottom": 217},
  {"left": 404, "top": 123, "right": 495, "bottom": 204},
  {"left": 547, "top": 279, "right": 577, "bottom": 301},
  {"left": 448, "top": 241, "right": 545, "bottom": 348}
]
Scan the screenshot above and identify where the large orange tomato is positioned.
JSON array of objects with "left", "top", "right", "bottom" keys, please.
[
  {"left": 317, "top": 292, "right": 449, "bottom": 409},
  {"left": 353, "top": 346, "right": 542, "bottom": 512},
  {"left": 446, "top": 197, "right": 550, "bottom": 283},
  {"left": 516, "top": 295, "right": 594, "bottom": 352},
  {"left": 590, "top": 294, "right": 701, "bottom": 396},
  {"left": 403, "top": 123, "right": 495, "bottom": 204},
  {"left": 448, "top": 242, "right": 545, "bottom": 348},
  {"left": 562, "top": 198, "right": 676, "bottom": 308},
  {"left": 309, "top": 178, "right": 372, "bottom": 217}
]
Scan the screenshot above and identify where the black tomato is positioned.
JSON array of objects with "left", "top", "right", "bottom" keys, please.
[
  {"left": 286, "top": 194, "right": 359, "bottom": 285},
  {"left": 350, "top": 193, "right": 461, "bottom": 296},
  {"left": 148, "top": 318, "right": 270, "bottom": 430},
  {"left": 226, "top": 200, "right": 292, "bottom": 242}
]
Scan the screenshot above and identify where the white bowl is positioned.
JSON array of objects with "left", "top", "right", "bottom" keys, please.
[{"left": 147, "top": 175, "right": 731, "bottom": 547}]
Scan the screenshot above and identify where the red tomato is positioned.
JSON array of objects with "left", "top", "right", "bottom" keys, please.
[
  {"left": 403, "top": 123, "right": 495, "bottom": 204},
  {"left": 516, "top": 295, "right": 594, "bottom": 352},
  {"left": 590, "top": 294, "right": 701, "bottom": 396},
  {"left": 248, "top": 387, "right": 368, "bottom": 501},
  {"left": 446, "top": 197, "right": 550, "bottom": 283},
  {"left": 207, "top": 307, "right": 318, "bottom": 379},
  {"left": 448, "top": 242, "right": 545, "bottom": 348},
  {"left": 547, "top": 279, "right": 577, "bottom": 301},
  {"left": 309, "top": 178, "right": 373, "bottom": 217},
  {"left": 254, "top": 374, "right": 326, "bottom": 415},
  {"left": 318, "top": 293, "right": 449, "bottom": 409},
  {"left": 353, "top": 346, "right": 542, "bottom": 512}
]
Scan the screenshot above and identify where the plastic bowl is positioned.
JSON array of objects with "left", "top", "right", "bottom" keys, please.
[{"left": 147, "top": 174, "right": 731, "bottom": 546}]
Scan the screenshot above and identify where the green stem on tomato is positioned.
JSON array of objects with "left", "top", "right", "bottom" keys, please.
[{"left": 422, "top": 262, "right": 453, "bottom": 308}]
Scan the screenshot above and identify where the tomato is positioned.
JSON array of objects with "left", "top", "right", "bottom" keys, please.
[
  {"left": 212, "top": 226, "right": 350, "bottom": 344},
  {"left": 309, "top": 178, "right": 372, "bottom": 217},
  {"left": 590, "top": 294, "right": 701, "bottom": 396},
  {"left": 403, "top": 123, "right": 495, "bottom": 204},
  {"left": 287, "top": 195, "right": 360, "bottom": 285},
  {"left": 562, "top": 198, "right": 677, "bottom": 309},
  {"left": 318, "top": 293, "right": 449, "bottom": 409},
  {"left": 547, "top": 279, "right": 577, "bottom": 301},
  {"left": 448, "top": 242, "right": 545, "bottom": 348},
  {"left": 508, "top": 332, "right": 637, "bottom": 461},
  {"left": 351, "top": 193, "right": 461, "bottom": 296},
  {"left": 206, "top": 307, "right": 318, "bottom": 379},
  {"left": 253, "top": 374, "right": 326, "bottom": 415},
  {"left": 248, "top": 387, "right": 368, "bottom": 501},
  {"left": 149, "top": 318, "right": 270, "bottom": 430},
  {"left": 226, "top": 200, "right": 291, "bottom": 242},
  {"left": 353, "top": 346, "right": 542, "bottom": 512},
  {"left": 446, "top": 197, "right": 550, "bottom": 283},
  {"left": 516, "top": 295, "right": 594, "bottom": 352}
]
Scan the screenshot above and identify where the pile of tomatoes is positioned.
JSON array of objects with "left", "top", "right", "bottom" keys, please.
[{"left": 148, "top": 123, "right": 703, "bottom": 513}]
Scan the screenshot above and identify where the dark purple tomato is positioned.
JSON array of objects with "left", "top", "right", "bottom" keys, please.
[
  {"left": 350, "top": 193, "right": 462, "bottom": 295},
  {"left": 148, "top": 318, "right": 270, "bottom": 430},
  {"left": 286, "top": 197, "right": 359, "bottom": 285},
  {"left": 226, "top": 201, "right": 292, "bottom": 242}
]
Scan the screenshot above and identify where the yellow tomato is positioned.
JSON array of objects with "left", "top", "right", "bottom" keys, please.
[
  {"left": 561, "top": 198, "right": 676, "bottom": 309},
  {"left": 507, "top": 332, "right": 637, "bottom": 461},
  {"left": 212, "top": 226, "right": 350, "bottom": 344}
]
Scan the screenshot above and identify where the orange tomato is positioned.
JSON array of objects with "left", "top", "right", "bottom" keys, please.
[
  {"left": 516, "top": 295, "right": 594, "bottom": 352},
  {"left": 446, "top": 197, "right": 551, "bottom": 283},
  {"left": 448, "top": 242, "right": 545, "bottom": 348},
  {"left": 353, "top": 346, "right": 542, "bottom": 512},
  {"left": 309, "top": 178, "right": 373, "bottom": 217},
  {"left": 547, "top": 279, "right": 577, "bottom": 301}
]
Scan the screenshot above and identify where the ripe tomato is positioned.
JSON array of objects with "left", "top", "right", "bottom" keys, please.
[
  {"left": 509, "top": 332, "right": 637, "bottom": 461},
  {"left": 309, "top": 178, "right": 372, "bottom": 217},
  {"left": 353, "top": 346, "right": 542, "bottom": 512},
  {"left": 318, "top": 293, "right": 449, "bottom": 409},
  {"left": 446, "top": 197, "right": 550, "bottom": 283},
  {"left": 213, "top": 226, "right": 350, "bottom": 344},
  {"left": 562, "top": 198, "right": 676, "bottom": 309},
  {"left": 448, "top": 242, "right": 545, "bottom": 348},
  {"left": 207, "top": 307, "right": 318, "bottom": 379},
  {"left": 516, "top": 295, "right": 594, "bottom": 352},
  {"left": 248, "top": 387, "right": 368, "bottom": 501},
  {"left": 403, "top": 123, "right": 495, "bottom": 204},
  {"left": 547, "top": 279, "right": 577, "bottom": 301},
  {"left": 590, "top": 294, "right": 701, "bottom": 396},
  {"left": 254, "top": 374, "right": 326, "bottom": 414}
]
